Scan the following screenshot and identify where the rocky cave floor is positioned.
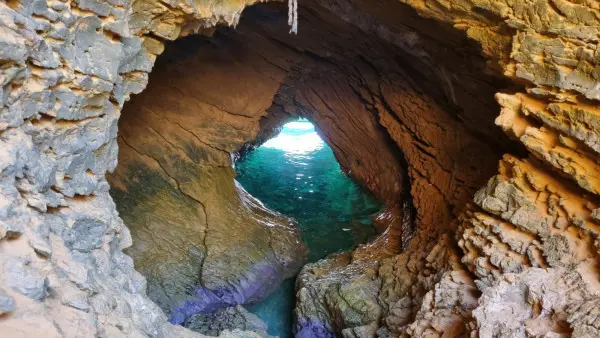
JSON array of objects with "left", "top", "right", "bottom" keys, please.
[{"left": 1, "top": 0, "right": 600, "bottom": 337}]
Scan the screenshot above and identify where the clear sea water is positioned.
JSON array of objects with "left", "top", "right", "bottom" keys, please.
[{"left": 235, "top": 119, "right": 383, "bottom": 338}]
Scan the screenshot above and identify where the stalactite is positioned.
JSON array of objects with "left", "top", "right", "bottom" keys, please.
[{"left": 288, "top": 0, "right": 298, "bottom": 34}]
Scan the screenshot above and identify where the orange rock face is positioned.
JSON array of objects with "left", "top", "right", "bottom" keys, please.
[
  {"left": 101, "top": 1, "right": 600, "bottom": 336},
  {"left": 107, "top": 2, "right": 518, "bottom": 336},
  {"left": 2, "top": 0, "right": 600, "bottom": 336}
]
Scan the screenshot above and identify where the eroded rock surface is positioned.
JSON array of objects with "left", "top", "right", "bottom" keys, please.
[
  {"left": 0, "top": 0, "right": 279, "bottom": 336},
  {"left": 1, "top": 0, "right": 600, "bottom": 337},
  {"left": 107, "top": 41, "right": 307, "bottom": 327},
  {"left": 184, "top": 306, "right": 272, "bottom": 337}
]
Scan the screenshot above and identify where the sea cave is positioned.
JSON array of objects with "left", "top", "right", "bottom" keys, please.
[{"left": 1, "top": 0, "right": 600, "bottom": 338}]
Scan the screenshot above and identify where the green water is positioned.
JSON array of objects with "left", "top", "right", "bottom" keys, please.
[{"left": 235, "top": 120, "right": 383, "bottom": 337}]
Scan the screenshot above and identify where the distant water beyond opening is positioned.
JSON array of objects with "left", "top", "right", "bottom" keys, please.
[{"left": 235, "top": 119, "right": 384, "bottom": 338}]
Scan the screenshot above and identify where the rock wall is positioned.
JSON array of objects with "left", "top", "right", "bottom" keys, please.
[
  {"left": 106, "top": 4, "right": 417, "bottom": 332},
  {"left": 401, "top": 1, "right": 600, "bottom": 336},
  {"left": 120, "top": 3, "right": 511, "bottom": 337},
  {"left": 296, "top": 0, "right": 600, "bottom": 337},
  {"left": 0, "top": 0, "right": 275, "bottom": 336},
  {"left": 106, "top": 34, "right": 307, "bottom": 328}
]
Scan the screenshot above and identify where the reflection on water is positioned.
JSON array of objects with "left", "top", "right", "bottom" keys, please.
[{"left": 235, "top": 119, "right": 384, "bottom": 338}]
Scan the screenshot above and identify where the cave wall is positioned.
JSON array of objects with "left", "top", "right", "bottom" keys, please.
[
  {"left": 295, "top": 1, "right": 600, "bottom": 337},
  {"left": 107, "top": 4, "right": 503, "bottom": 332},
  {"left": 0, "top": 0, "right": 270, "bottom": 336},
  {"left": 227, "top": 1, "right": 508, "bottom": 230},
  {"left": 404, "top": 1, "right": 600, "bottom": 336},
  {"left": 105, "top": 4, "right": 416, "bottom": 328},
  {"left": 0, "top": 0, "right": 599, "bottom": 337},
  {"left": 106, "top": 33, "right": 307, "bottom": 324}
]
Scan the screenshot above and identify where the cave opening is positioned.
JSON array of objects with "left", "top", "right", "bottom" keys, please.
[
  {"left": 105, "top": 1, "right": 517, "bottom": 337},
  {"left": 236, "top": 118, "right": 384, "bottom": 337},
  {"left": 236, "top": 118, "right": 384, "bottom": 262}
]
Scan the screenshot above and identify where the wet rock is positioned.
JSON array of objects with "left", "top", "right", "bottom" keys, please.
[
  {"left": 107, "top": 43, "right": 307, "bottom": 324},
  {"left": 295, "top": 318, "right": 336, "bottom": 338},
  {"left": 295, "top": 252, "right": 382, "bottom": 337},
  {"left": 184, "top": 306, "right": 270, "bottom": 337}
]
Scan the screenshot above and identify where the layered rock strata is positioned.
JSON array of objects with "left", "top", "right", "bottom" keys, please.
[
  {"left": 0, "top": 0, "right": 283, "bottom": 336},
  {"left": 316, "top": 0, "right": 600, "bottom": 336},
  {"left": 107, "top": 39, "right": 307, "bottom": 326},
  {"left": 0, "top": 0, "right": 600, "bottom": 337}
]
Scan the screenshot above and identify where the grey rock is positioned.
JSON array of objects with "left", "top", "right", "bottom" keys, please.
[
  {"left": 1, "top": 220, "right": 24, "bottom": 239},
  {"left": 105, "top": 20, "right": 130, "bottom": 37},
  {"left": 28, "top": 220, "right": 52, "bottom": 256},
  {"left": 118, "top": 36, "right": 155, "bottom": 73},
  {"left": 4, "top": 258, "right": 48, "bottom": 300},
  {"left": 31, "top": 0, "right": 59, "bottom": 22},
  {"left": 0, "top": 288, "right": 16, "bottom": 315},
  {"left": 0, "top": 26, "right": 29, "bottom": 62},
  {"left": 59, "top": 16, "right": 123, "bottom": 82},
  {"left": 62, "top": 217, "right": 107, "bottom": 252},
  {"left": 73, "top": 0, "right": 112, "bottom": 17}
]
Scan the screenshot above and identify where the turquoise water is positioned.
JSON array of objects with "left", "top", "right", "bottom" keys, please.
[{"left": 235, "top": 120, "right": 383, "bottom": 337}]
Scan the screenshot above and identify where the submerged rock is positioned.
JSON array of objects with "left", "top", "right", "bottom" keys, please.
[{"left": 184, "top": 306, "right": 271, "bottom": 337}]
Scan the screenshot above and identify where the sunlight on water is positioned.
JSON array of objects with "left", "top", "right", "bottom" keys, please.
[{"left": 236, "top": 119, "right": 384, "bottom": 338}]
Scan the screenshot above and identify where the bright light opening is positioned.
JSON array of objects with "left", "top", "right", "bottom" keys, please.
[{"left": 262, "top": 119, "right": 324, "bottom": 154}]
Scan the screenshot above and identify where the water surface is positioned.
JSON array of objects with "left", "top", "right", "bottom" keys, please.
[{"left": 236, "top": 120, "right": 383, "bottom": 337}]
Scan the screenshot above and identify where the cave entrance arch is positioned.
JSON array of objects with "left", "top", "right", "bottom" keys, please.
[{"left": 106, "top": 1, "right": 511, "bottom": 337}]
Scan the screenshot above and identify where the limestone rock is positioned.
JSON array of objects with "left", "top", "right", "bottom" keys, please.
[
  {"left": 473, "top": 265, "right": 600, "bottom": 338},
  {"left": 184, "top": 306, "right": 271, "bottom": 337},
  {"left": 1, "top": 0, "right": 600, "bottom": 336},
  {"left": 295, "top": 252, "right": 381, "bottom": 337},
  {"left": 4, "top": 257, "right": 48, "bottom": 301},
  {"left": 0, "top": 0, "right": 283, "bottom": 336},
  {"left": 0, "top": 288, "right": 16, "bottom": 315}
]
